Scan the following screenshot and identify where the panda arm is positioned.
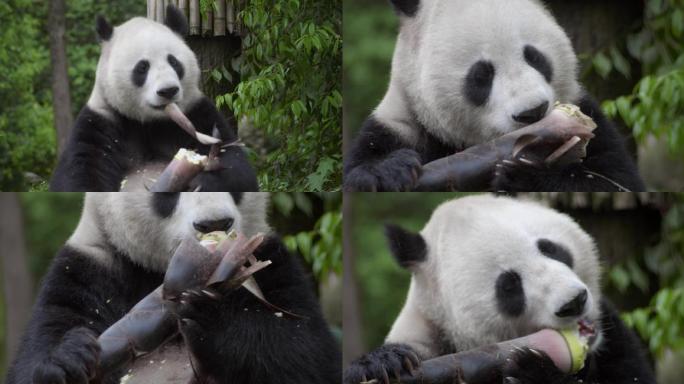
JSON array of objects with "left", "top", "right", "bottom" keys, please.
[
  {"left": 49, "top": 108, "right": 127, "bottom": 191},
  {"left": 493, "top": 95, "right": 645, "bottom": 192},
  {"left": 176, "top": 235, "right": 341, "bottom": 383},
  {"left": 344, "top": 116, "right": 425, "bottom": 191},
  {"left": 186, "top": 97, "right": 259, "bottom": 191},
  {"left": 5, "top": 247, "right": 161, "bottom": 384}
]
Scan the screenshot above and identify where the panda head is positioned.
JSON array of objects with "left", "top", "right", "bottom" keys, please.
[
  {"left": 385, "top": 195, "right": 601, "bottom": 351},
  {"left": 385, "top": 0, "right": 581, "bottom": 146},
  {"left": 68, "top": 193, "right": 270, "bottom": 272},
  {"left": 88, "top": 5, "right": 202, "bottom": 121}
]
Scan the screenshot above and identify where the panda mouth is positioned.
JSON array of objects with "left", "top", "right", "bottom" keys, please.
[{"left": 151, "top": 103, "right": 169, "bottom": 110}]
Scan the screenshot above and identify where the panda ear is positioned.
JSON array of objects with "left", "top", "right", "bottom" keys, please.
[
  {"left": 384, "top": 224, "right": 427, "bottom": 269},
  {"left": 389, "top": 0, "right": 420, "bottom": 17},
  {"left": 165, "top": 4, "right": 189, "bottom": 37},
  {"left": 96, "top": 16, "right": 113, "bottom": 42}
]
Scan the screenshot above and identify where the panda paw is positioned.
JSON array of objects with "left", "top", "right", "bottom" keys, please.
[
  {"left": 345, "top": 149, "right": 422, "bottom": 191},
  {"left": 343, "top": 343, "right": 421, "bottom": 384},
  {"left": 502, "top": 347, "right": 570, "bottom": 384},
  {"left": 32, "top": 327, "right": 100, "bottom": 384},
  {"left": 492, "top": 157, "right": 552, "bottom": 191}
]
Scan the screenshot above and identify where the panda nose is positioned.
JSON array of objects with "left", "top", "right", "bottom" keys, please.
[
  {"left": 513, "top": 101, "right": 549, "bottom": 125},
  {"left": 193, "top": 218, "right": 234, "bottom": 233},
  {"left": 555, "top": 289, "right": 588, "bottom": 318},
  {"left": 157, "top": 86, "right": 179, "bottom": 100}
]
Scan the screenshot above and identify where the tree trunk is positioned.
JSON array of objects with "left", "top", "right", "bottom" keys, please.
[
  {"left": 0, "top": 193, "right": 34, "bottom": 361},
  {"left": 342, "top": 194, "right": 364, "bottom": 366},
  {"left": 48, "top": 0, "right": 73, "bottom": 155}
]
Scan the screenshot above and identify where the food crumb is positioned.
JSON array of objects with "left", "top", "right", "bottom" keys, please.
[
  {"left": 65, "top": 266, "right": 70, "bottom": 270},
  {"left": 149, "top": 360, "right": 154, "bottom": 364},
  {"left": 275, "top": 312, "right": 283, "bottom": 317}
]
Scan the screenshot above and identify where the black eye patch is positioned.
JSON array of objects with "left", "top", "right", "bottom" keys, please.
[
  {"left": 132, "top": 59, "right": 150, "bottom": 87},
  {"left": 464, "top": 60, "right": 495, "bottom": 106},
  {"left": 524, "top": 45, "right": 553, "bottom": 83},
  {"left": 167, "top": 54, "right": 184, "bottom": 80},
  {"left": 496, "top": 270, "right": 525, "bottom": 317},
  {"left": 152, "top": 193, "right": 180, "bottom": 218},
  {"left": 537, "top": 238, "right": 573, "bottom": 268}
]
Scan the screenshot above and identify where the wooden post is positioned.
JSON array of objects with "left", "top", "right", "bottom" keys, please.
[
  {"left": 48, "top": 0, "right": 73, "bottom": 155},
  {"left": 202, "top": 9, "right": 213, "bottom": 36},
  {"left": 155, "top": 0, "right": 164, "bottom": 21},
  {"left": 179, "top": 0, "right": 188, "bottom": 20},
  {"left": 227, "top": 0, "right": 235, "bottom": 34}
]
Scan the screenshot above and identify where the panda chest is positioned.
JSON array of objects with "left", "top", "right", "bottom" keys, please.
[
  {"left": 120, "top": 342, "right": 194, "bottom": 384},
  {"left": 119, "top": 161, "right": 168, "bottom": 191}
]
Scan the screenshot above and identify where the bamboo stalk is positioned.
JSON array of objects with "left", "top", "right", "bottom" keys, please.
[
  {"left": 214, "top": 0, "right": 226, "bottom": 36},
  {"left": 189, "top": 0, "right": 200, "bottom": 35},
  {"left": 227, "top": 0, "right": 235, "bottom": 34},
  {"left": 155, "top": 0, "right": 164, "bottom": 22},
  {"left": 179, "top": 0, "right": 188, "bottom": 20},
  {"left": 202, "top": 9, "right": 213, "bottom": 36}
]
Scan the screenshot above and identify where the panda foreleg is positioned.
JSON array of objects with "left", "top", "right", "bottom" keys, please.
[
  {"left": 344, "top": 117, "right": 423, "bottom": 191},
  {"left": 344, "top": 343, "right": 421, "bottom": 384},
  {"left": 503, "top": 347, "right": 572, "bottom": 384}
]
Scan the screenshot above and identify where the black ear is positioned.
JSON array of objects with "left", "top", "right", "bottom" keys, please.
[
  {"left": 96, "top": 16, "right": 113, "bottom": 41},
  {"left": 389, "top": 0, "right": 420, "bottom": 17},
  {"left": 165, "top": 4, "right": 189, "bottom": 36},
  {"left": 384, "top": 224, "right": 427, "bottom": 268}
]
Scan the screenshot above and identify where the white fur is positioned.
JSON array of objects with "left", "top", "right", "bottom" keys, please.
[
  {"left": 87, "top": 17, "right": 203, "bottom": 122},
  {"left": 68, "top": 192, "right": 271, "bottom": 272},
  {"left": 375, "top": 0, "right": 581, "bottom": 147},
  {"left": 386, "top": 195, "right": 602, "bottom": 357}
]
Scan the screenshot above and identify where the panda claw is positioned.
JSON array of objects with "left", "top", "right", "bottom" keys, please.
[{"left": 381, "top": 369, "right": 390, "bottom": 384}]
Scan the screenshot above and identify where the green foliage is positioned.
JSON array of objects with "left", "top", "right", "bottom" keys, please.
[
  {"left": 598, "top": 0, "right": 684, "bottom": 154},
  {"left": 613, "top": 195, "right": 684, "bottom": 357},
  {"left": 272, "top": 192, "right": 342, "bottom": 281},
  {"left": 19, "top": 193, "right": 84, "bottom": 280},
  {"left": 343, "top": 0, "right": 398, "bottom": 137},
  {"left": 217, "top": 0, "right": 342, "bottom": 191},
  {"left": 0, "top": 0, "right": 55, "bottom": 190}
]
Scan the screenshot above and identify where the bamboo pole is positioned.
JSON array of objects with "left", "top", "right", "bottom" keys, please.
[
  {"left": 189, "top": 0, "right": 200, "bottom": 35},
  {"left": 155, "top": 0, "right": 164, "bottom": 21},
  {"left": 227, "top": 0, "right": 235, "bottom": 34},
  {"left": 214, "top": 0, "right": 226, "bottom": 36},
  {"left": 179, "top": 0, "right": 188, "bottom": 20},
  {"left": 202, "top": 9, "right": 213, "bottom": 36}
]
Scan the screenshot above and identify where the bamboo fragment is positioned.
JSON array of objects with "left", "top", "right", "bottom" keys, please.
[
  {"left": 189, "top": 0, "right": 200, "bottom": 35},
  {"left": 214, "top": 0, "right": 226, "bottom": 36}
]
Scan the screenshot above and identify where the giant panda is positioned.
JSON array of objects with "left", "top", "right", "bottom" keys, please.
[
  {"left": 6, "top": 192, "right": 341, "bottom": 384},
  {"left": 344, "top": 0, "right": 645, "bottom": 192},
  {"left": 50, "top": 5, "right": 257, "bottom": 192},
  {"left": 344, "top": 194, "right": 655, "bottom": 384}
]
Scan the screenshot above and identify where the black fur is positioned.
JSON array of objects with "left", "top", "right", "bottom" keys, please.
[
  {"left": 50, "top": 97, "right": 258, "bottom": 192},
  {"left": 6, "top": 236, "right": 341, "bottom": 384},
  {"left": 389, "top": 0, "right": 420, "bottom": 17},
  {"left": 537, "top": 239, "right": 573, "bottom": 268},
  {"left": 495, "top": 270, "right": 526, "bottom": 317},
  {"left": 384, "top": 224, "right": 427, "bottom": 268},
  {"left": 96, "top": 16, "right": 113, "bottom": 41},
  {"left": 344, "top": 95, "right": 645, "bottom": 192},
  {"left": 165, "top": 4, "right": 189, "bottom": 36},
  {"left": 344, "top": 300, "right": 655, "bottom": 384},
  {"left": 464, "top": 60, "right": 496, "bottom": 107},
  {"left": 524, "top": 45, "right": 553, "bottom": 83}
]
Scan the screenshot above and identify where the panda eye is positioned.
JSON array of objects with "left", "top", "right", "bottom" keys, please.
[
  {"left": 524, "top": 45, "right": 553, "bottom": 82},
  {"left": 537, "top": 238, "right": 573, "bottom": 268},
  {"left": 167, "top": 54, "right": 185, "bottom": 80},
  {"left": 134, "top": 60, "right": 150, "bottom": 74},
  {"left": 464, "top": 60, "right": 495, "bottom": 106}
]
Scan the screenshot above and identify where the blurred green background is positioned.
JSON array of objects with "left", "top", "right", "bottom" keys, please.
[
  {"left": 343, "top": 0, "right": 684, "bottom": 190},
  {"left": 344, "top": 192, "right": 684, "bottom": 383},
  {"left": 0, "top": 191, "right": 342, "bottom": 377}
]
